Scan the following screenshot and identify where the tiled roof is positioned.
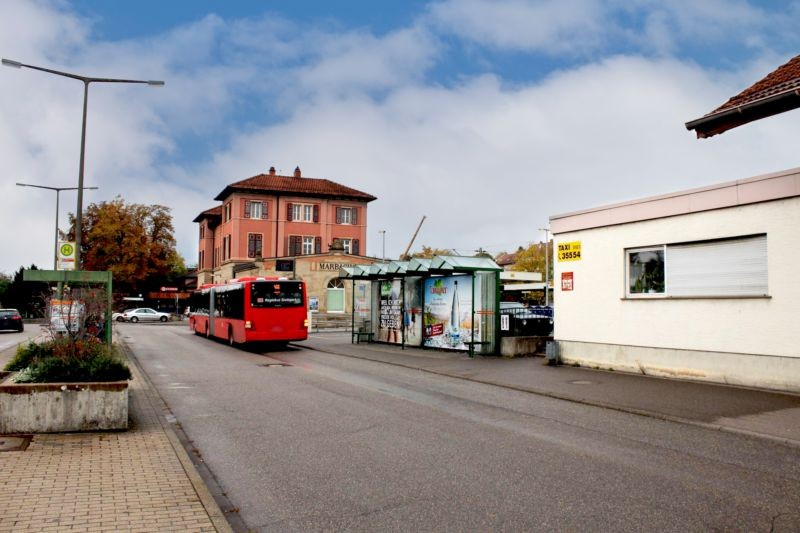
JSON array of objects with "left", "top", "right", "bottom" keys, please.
[
  {"left": 495, "top": 252, "right": 518, "bottom": 266},
  {"left": 686, "top": 54, "right": 800, "bottom": 137},
  {"left": 214, "top": 172, "right": 377, "bottom": 202},
  {"left": 712, "top": 54, "right": 800, "bottom": 113},
  {"left": 192, "top": 205, "right": 221, "bottom": 223}
]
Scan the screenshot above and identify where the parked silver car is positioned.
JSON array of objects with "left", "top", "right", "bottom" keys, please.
[{"left": 122, "top": 308, "right": 170, "bottom": 323}]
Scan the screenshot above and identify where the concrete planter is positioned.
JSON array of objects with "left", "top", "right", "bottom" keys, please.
[{"left": 0, "top": 373, "right": 128, "bottom": 433}]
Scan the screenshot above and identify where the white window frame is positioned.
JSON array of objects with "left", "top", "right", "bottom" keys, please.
[
  {"left": 293, "top": 203, "right": 314, "bottom": 222},
  {"left": 340, "top": 238, "right": 352, "bottom": 254},
  {"left": 340, "top": 208, "right": 353, "bottom": 224},
  {"left": 625, "top": 245, "right": 666, "bottom": 298},
  {"left": 625, "top": 235, "right": 768, "bottom": 299},
  {"left": 250, "top": 201, "right": 263, "bottom": 219},
  {"left": 302, "top": 236, "right": 314, "bottom": 255}
]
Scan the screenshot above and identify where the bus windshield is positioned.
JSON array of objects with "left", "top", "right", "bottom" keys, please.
[{"left": 250, "top": 281, "right": 304, "bottom": 308}]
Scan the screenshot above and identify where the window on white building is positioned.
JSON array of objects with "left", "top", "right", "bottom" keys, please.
[{"left": 626, "top": 234, "right": 767, "bottom": 298}]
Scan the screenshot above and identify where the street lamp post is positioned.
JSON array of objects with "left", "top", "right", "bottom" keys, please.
[
  {"left": 3, "top": 58, "right": 163, "bottom": 270},
  {"left": 379, "top": 230, "right": 386, "bottom": 263},
  {"left": 539, "top": 227, "right": 551, "bottom": 306},
  {"left": 16, "top": 183, "right": 98, "bottom": 269}
]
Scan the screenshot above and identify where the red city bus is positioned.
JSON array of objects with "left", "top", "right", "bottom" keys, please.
[{"left": 188, "top": 277, "right": 308, "bottom": 345}]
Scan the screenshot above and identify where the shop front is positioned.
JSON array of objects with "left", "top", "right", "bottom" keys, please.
[{"left": 341, "top": 256, "right": 502, "bottom": 356}]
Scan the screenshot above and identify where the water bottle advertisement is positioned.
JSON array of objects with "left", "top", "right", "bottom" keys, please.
[{"left": 423, "top": 275, "right": 475, "bottom": 350}]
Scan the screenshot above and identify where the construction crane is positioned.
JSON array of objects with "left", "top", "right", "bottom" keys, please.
[{"left": 400, "top": 216, "right": 426, "bottom": 260}]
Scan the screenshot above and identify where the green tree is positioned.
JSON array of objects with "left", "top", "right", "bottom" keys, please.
[
  {"left": 0, "top": 273, "right": 11, "bottom": 307},
  {"left": 3, "top": 265, "right": 49, "bottom": 317},
  {"left": 66, "top": 198, "right": 186, "bottom": 293}
]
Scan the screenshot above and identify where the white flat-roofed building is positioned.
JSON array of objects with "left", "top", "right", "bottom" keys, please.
[{"left": 550, "top": 166, "right": 800, "bottom": 393}]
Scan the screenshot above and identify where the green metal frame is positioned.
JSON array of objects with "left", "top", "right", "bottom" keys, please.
[{"left": 23, "top": 269, "right": 113, "bottom": 348}]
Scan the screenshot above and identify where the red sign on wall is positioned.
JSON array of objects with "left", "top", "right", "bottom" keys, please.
[{"left": 561, "top": 272, "right": 574, "bottom": 291}]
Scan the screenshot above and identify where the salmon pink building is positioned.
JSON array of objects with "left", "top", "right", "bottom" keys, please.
[{"left": 194, "top": 166, "right": 377, "bottom": 315}]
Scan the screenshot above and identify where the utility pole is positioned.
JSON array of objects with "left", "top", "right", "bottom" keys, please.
[{"left": 539, "top": 227, "right": 550, "bottom": 306}]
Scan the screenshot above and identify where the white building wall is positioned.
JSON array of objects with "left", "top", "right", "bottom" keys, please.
[{"left": 553, "top": 197, "right": 800, "bottom": 392}]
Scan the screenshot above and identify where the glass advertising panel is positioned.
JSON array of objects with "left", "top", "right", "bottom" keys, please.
[
  {"left": 378, "top": 280, "right": 402, "bottom": 344},
  {"left": 403, "top": 276, "right": 423, "bottom": 346},
  {"left": 423, "top": 275, "right": 474, "bottom": 350}
]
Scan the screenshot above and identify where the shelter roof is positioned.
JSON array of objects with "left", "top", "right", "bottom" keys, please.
[{"left": 339, "top": 255, "right": 501, "bottom": 279}]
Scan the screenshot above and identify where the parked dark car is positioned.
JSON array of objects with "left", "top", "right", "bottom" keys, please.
[
  {"left": 0, "top": 309, "right": 24, "bottom": 332},
  {"left": 499, "top": 302, "right": 553, "bottom": 336}
]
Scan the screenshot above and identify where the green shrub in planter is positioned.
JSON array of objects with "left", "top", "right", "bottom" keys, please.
[{"left": 4, "top": 337, "right": 131, "bottom": 383}]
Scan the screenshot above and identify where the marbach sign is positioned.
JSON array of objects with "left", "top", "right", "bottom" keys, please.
[{"left": 314, "top": 262, "right": 357, "bottom": 271}]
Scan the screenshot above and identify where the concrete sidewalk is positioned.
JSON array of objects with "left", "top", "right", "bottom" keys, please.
[
  {"left": 303, "top": 332, "right": 800, "bottom": 447},
  {"left": 0, "top": 337, "right": 231, "bottom": 532}
]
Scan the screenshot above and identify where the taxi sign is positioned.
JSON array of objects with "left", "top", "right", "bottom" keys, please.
[{"left": 557, "top": 241, "right": 581, "bottom": 262}]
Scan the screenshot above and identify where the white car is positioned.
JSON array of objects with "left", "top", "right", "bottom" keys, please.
[
  {"left": 123, "top": 308, "right": 171, "bottom": 323},
  {"left": 112, "top": 308, "right": 136, "bottom": 322}
]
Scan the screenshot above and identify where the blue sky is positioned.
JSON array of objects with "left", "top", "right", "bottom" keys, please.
[{"left": 2, "top": 1, "right": 800, "bottom": 274}]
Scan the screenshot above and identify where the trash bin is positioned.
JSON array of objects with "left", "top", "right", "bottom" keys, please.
[{"left": 545, "top": 340, "right": 559, "bottom": 365}]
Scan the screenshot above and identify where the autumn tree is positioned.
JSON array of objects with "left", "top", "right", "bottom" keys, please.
[
  {"left": 511, "top": 240, "right": 553, "bottom": 279},
  {"left": 66, "top": 198, "right": 186, "bottom": 293}
]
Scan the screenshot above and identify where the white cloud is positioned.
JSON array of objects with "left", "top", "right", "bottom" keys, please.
[
  {"left": 427, "top": 0, "right": 607, "bottom": 54},
  {"left": 2, "top": 0, "right": 799, "bottom": 275}
]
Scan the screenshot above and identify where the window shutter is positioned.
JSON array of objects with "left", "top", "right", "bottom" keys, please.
[
  {"left": 353, "top": 239, "right": 360, "bottom": 255},
  {"left": 352, "top": 208, "right": 358, "bottom": 225},
  {"left": 244, "top": 200, "right": 251, "bottom": 219},
  {"left": 313, "top": 205, "right": 319, "bottom": 223},
  {"left": 666, "top": 235, "right": 768, "bottom": 296},
  {"left": 262, "top": 203, "right": 269, "bottom": 220},
  {"left": 336, "top": 207, "right": 342, "bottom": 224},
  {"left": 287, "top": 203, "right": 293, "bottom": 221},
  {"left": 291, "top": 235, "right": 302, "bottom": 256},
  {"left": 255, "top": 234, "right": 262, "bottom": 257},
  {"left": 314, "top": 236, "right": 322, "bottom": 254}
]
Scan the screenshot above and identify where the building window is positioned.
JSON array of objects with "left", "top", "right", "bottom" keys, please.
[
  {"left": 222, "top": 235, "right": 232, "bottom": 261},
  {"left": 336, "top": 207, "right": 358, "bottom": 225},
  {"left": 627, "top": 247, "right": 665, "bottom": 295},
  {"left": 337, "top": 238, "right": 360, "bottom": 254},
  {"left": 224, "top": 202, "right": 231, "bottom": 222},
  {"left": 288, "top": 203, "right": 319, "bottom": 222},
  {"left": 302, "top": 236, "right": 314, "bottom": 255},
  {"left": 248, "top": 234, "right": 263, "bottom": 258},
  {"left": 245, "top": 200, "right": 266, "bottom": 219},
  {"left": 199, "top": 225, "right": 205, "bottom": 239},
  {"left": 626, "top": 235, "right": 767, "bottom": 298}
]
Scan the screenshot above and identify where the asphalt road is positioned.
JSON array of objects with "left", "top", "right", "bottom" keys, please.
[
  {"left": 0, "top": 324, "right": 44, "bottom": 363},
  {"left": 121, "top": 324, "right": 800, "bottom": 532}
]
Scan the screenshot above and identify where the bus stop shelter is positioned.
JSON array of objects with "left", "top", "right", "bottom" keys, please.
[{"left": 340, "top": 255, "right": 502, "bottom": 356}]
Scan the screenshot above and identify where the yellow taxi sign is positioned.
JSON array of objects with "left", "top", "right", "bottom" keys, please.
[{"left": 557, "top": 241, "right": 581, "bottom": 262}]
